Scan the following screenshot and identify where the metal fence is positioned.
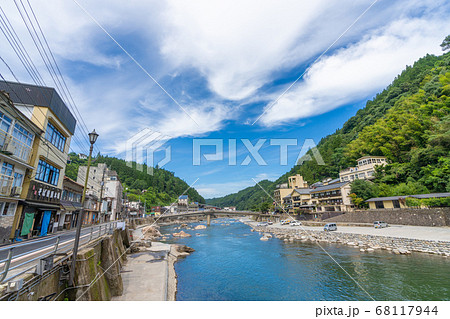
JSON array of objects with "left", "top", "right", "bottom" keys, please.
[{"left": 0, "top": 221, "right": 121, "bottom": 284}]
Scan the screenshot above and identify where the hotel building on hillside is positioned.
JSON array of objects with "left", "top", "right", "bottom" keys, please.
[
  {"left": 339, "top": 156, "right": 387, "bottom": 182},
  {"left": 273, "top": 174, "right": 308, "bottom": 210}
]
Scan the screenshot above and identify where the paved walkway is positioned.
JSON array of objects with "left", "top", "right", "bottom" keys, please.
[
  {"left": 251, "top": 222, "right": 450, "bottom": 242},
  {"left": 112, "top": 229, "right": 170, "bottom": 301}
]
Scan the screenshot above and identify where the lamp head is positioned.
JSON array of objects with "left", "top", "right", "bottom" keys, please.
[{"left": 89, "top": 129, "right": 99, "bottom": 145}]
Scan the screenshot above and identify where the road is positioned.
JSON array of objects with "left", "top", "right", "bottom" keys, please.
[
  {"left": 0, "top": 222, "right": 117, "bottom": 283},
  {"left": 251, "top": 221, "right": 450, "bottom": 242}
]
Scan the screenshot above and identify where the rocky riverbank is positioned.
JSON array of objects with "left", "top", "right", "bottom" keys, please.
[
  {"left": 248, "top": 222, "right": 450, "bottom": 257},
  {"left": 113, "top": 223, "right": 194, "bottom": 301}
]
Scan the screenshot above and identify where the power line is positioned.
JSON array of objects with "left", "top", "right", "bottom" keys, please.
[
  {"left": 8, "top": 1, "right": 99, "bottom": 154},
  {"left": 0, "top": 5, "right": 92, "bottom": 155},
  {"left": 0, "top": 61, "right": 85, "bottom": 167},
  {"left": 24, "top": 0, "right": 95, "bottom": 152}
]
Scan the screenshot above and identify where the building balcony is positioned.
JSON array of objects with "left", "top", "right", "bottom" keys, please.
[
  {"left": 0, "top": 129, "right": 33, "bottom": 164},
  {"left": 26, "top": 180, "right": 61, "bottom": 203}
]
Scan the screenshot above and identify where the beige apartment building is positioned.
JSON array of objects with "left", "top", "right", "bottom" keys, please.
[
  {"left": 310, "top": 181, "right": 353, "bottom": 212},
  {"left": 274, "top": 174, "right": 308, "bottom": 209},
  {"left": 339, "top": 156, "right": 387, "bottom": 182}
]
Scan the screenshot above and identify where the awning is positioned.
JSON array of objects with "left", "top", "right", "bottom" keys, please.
[
  {"left": 60, "top": 200, "right": 76, "bottom": 211},
  {"left": 20, "top": 200, "right": 61, "bottom": 210}
]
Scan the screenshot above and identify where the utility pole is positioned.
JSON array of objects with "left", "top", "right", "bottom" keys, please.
[
  {"left": 69, "top": 130, "right": 98, "bottom": 287},
  {"left": 99, "top": 166, "right": 106, "bottom": 221}
]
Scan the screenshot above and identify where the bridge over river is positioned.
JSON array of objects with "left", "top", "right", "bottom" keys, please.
[{"left": 157, "top": 210, "right": 276, "bottom": 226}]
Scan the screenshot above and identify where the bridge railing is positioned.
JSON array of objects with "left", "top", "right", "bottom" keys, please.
[{"left": 0, "top": 221, "right": 120, "bottom": 284}]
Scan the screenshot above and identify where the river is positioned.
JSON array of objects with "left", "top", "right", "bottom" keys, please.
[{"left": 161, "top": 219, "right": 450, "bottom": 301}]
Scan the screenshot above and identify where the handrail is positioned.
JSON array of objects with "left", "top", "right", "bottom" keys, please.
[{"left": 0, "top": 221, "right": 121, "bottom": 284}]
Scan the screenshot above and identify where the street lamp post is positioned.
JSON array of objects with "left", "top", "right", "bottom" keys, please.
[{"left": 69, "top": 129, "right": 99, "bottom": 287}]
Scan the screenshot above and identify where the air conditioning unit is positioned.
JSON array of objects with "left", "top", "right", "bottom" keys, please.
[{"left": 10, "top": 186, "right": 22, "bottom": 197}]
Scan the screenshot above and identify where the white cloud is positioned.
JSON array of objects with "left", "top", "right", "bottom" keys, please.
[
  {"left": 259, "top": 17, "right": 450, "bottom": 126},
  {"left": 160, "top": 0, "right": 377, "bottom": 100}
]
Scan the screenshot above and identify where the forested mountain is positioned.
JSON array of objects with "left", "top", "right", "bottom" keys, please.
[
  {"left": 207, "top": 50, "right": 450, "bottom": 211},
  {"left": 65, "top": 153, "right": 205, "bottom": 206}
]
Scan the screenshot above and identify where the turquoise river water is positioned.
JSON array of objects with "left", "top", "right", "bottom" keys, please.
[{"left": 162, "top": 219, "right": 450, "bottom": 301}]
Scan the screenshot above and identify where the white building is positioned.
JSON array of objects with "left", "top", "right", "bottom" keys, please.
[{"left": 339, "top": 156, "right": 387, "bottom": 182}]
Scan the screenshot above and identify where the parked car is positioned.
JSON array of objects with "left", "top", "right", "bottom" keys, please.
[
  {"left": 257, "top": 222, "right": 268, "bottom": 227},
  {"left": 280, "top": 220, "right": 291, "bottom": 225},
  {"left": 267, "top": 221, "right": 273, "bottom": 225},
  {"left": 324, "top": 223, "right": 337, "bottom": 231},
  {"left": 374, "top": 221, "right": 388, "bottom": 228},
  {"left": 290, "top": 221, "right": 302, "bottom": 226}
]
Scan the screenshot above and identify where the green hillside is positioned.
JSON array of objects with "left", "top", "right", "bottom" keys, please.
[
  {"left": 207, "top": 50, "right": 450, "bottom": 211},
  {"left": 65, "top": 153, "right": 205, "bottom": 206}
]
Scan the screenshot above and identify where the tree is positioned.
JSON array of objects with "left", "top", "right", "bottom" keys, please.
[
  {"left": 441, "top": 35, "right": 450, "bottom": 51},
  {"left": 350, "top": 180, "right": 378, "bottom": 201}
]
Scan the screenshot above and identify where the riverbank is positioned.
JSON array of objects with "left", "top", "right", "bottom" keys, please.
[
  {"left": 112, "top": 225, "right": 193, "bottom": 301},
  {"left": 247, "top": 220, "right": 450, "bottom": 257}
]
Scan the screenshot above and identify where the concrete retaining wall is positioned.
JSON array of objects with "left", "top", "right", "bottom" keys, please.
[{"left": 323, "top": 207, "right": 450, "bottom": 226}]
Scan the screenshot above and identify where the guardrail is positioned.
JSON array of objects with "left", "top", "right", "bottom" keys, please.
[{"left": 0, "top": 221, "right": 122, "bottom": 284}]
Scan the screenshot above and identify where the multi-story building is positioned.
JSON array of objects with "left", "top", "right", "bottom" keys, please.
[
  {"left": 102, "top": 170, "right": 123, "bottom": 221},
  {"left": 339, "top": 156, "right": 387, "bottom": 182},
  {"left": 290, "top": 188, "right": 313, "bottom": 213},
  {"left": 177, "top": 195, "right": 188, "bottom": 212},
  {"left": 77, "top": 163, "right": 106, "bottom": 198},
  {"left": 0, "top": 91, "right": 41, "bottom": 243},
  {"left": 0, "top": 81, "right": 76, "bottom": 240},
  {"left": 310, "top": 181, "right": 353, "bottom": 212},
  {"left": 59, "top": 176, "right": 83, "bottom": 230},
  {"left": 274, "top": 174, "right": 308, "bottom": 210},
  {"left": 77, "top": 163, "right": 123, "bottom": 221}
]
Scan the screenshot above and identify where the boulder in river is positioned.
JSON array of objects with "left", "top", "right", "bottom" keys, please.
[
  {"left": 172, "top": 230, "right": 192, "bottom": 237},
  {"left": 142, "top": 225, "right": 162, "bottom": 239},
  {"left": 194, "top": 225, "right": 207, "bottom": 230}
]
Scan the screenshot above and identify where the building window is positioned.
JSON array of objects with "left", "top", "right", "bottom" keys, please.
[
  {"left": 393, "top": 200, "right": 400, "bottom": 209},
  {"left": 13, "top": 172, "right": 23, "bottom": 188},
  {"left": 1, "top": 202, "right": 16, "bottom": 216},
  {"left": 12, "top": 123, "right": 33, "bottom": 147},
  {"left": 0, "top": 111, "right": 12, "bottom": 134},
  {"left": 36, "top": 159, "right": 60, "bottom": 186},
  {"left": 45, "top": 122, "right": 66, "bottom": 152},
  {"left": 375, "top": 201, "right": 384, "bottom": 209}
]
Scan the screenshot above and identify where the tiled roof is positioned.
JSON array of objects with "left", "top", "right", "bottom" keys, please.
[
  {"left": 293, "top": 188, "right": 311, "bottom": 195},
  {"left": 0, "top": 80, "right": 76, "bottom": 134},
  {"left": 178, "top": 195, "right": 188, "bottom": 199},
  {"left": 410, "top": 193, "right": 450, "bottom": 199},
  {"left": 366, "top": 196, "right": 406, "bottom": 202},
  {"left": 310, "top": 181, "right": 349, "bottom": 192}
]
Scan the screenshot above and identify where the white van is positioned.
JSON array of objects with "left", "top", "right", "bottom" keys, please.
[{"left": 324, "top": 223, "right": 337, "bottom": 231}]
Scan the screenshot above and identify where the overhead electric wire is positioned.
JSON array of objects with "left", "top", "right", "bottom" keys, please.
[
  {"left": 0, "top": 60, "right": 90, "bottom": 167},
  {"left": 0, "top": 5, "right": 93, "bottom": 155},
  {"left": 0, "top": 6, "right": 89, "bottom": 154},
  {"left": 24, "top": 0, "right": 96, "bottom": 152},
  {"left": 10, "top": 0, "right": 99, "bottom": 154}
]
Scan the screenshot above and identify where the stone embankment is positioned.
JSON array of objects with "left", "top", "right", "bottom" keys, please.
[{"left": 250, "top": 224, "right": 450, "bottom": 257}]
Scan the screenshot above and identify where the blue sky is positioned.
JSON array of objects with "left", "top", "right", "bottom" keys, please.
[{"left": 1, "top": 0, "right": 449, "bottom": 198}]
